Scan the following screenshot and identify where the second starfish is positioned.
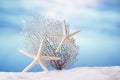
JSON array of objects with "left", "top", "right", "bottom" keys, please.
[
  {"left": 19, "top": 39, "right": 60, "bottom": 72},
  {"left": 50, "top": 20, "right": 80, "bottom": 52}
]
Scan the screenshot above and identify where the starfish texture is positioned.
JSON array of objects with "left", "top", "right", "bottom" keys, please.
[
  {"left": 19, "top": 39, "right": 60, "bottom": 72},
  {"left": 50, "top": 20, "right": 80, "bottom": 52}
]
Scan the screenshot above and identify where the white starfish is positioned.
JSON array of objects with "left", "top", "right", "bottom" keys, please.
[
  {"left": 50, "top": 20, "right": 80, "bottom": 52},
  {"left": 19, "top": 39, "right": 60, "bottom": 72}
]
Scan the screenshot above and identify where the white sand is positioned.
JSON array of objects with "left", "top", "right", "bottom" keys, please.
[{"left": 0, "top": 66, "right": 120, "bottom": 80}]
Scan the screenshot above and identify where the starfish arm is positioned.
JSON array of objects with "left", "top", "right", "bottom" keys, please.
[
  {"left": 55, "top": 37, "right": 66, "bottom": 52},
  {"left": 39, "top": 60, "right": 48, "bottom": 72},
  {"left": 63, "top": 20, "right": 67, "bottom": 36},
  {"left": 19, "top": 49, "right": 35, "bottom": 58},
  {"left": 69, "top": 30, "right": 80, "bottom": 37},
  {"left": 42, "top": 56, "right": 61, "bottom": 60},
  {"left": 22, "top": 59, "right": 37, "bottom": 72},
  {"left": 37, "top": 39, "right": 44, "bottom": 57},
  {"left": 67, "top": 39, "right": 77, "bottom": 51}
]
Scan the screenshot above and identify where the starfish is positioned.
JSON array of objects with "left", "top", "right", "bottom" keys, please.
[
  {"left": 50, "top": 20, "right": 80, "bottom": 52},
  {"left": 19, "top": 39, "right": 60, "bottom": 72}
]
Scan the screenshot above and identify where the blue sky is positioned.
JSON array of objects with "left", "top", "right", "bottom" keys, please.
[{"left": 0, "top": 0, "right": 120, "bottom": 72}]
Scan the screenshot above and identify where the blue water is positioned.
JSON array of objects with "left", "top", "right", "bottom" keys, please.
[{"left": 0, "top": 0, "right": 120, "bottom": 72}]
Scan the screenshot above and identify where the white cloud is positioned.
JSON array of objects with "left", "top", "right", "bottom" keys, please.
[{"left": 1, "top": 0, "right": 120, "bottom": 36}]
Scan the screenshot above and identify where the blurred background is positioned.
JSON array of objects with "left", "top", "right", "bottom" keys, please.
[{"left": 0, "top": 0, "right": 120, "bottom": 72}]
